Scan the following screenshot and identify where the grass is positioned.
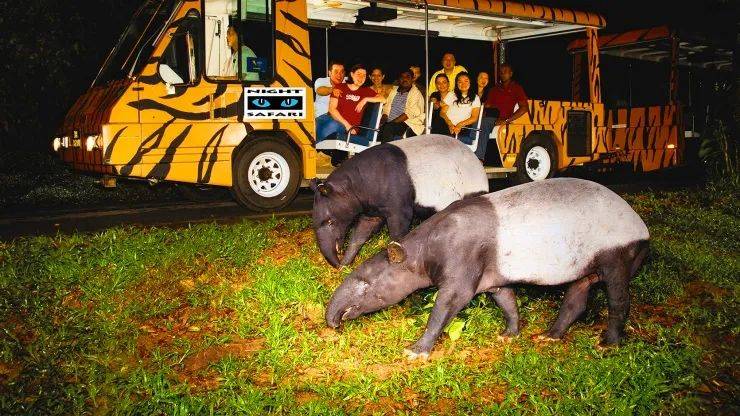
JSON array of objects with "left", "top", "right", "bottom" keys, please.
[{"left": 0, "top": 184, "right": 738, "bottom": 414}]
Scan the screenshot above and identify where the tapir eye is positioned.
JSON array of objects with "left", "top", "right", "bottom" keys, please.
[
  {"left": 251, "top": 98, "right": 270, "bottom": 108},
  {"left": 325, "top": 219, "right": 334, "bottom": 227},
  {"left": 280, "top": 98, "right": 299, "bottom": 108}
]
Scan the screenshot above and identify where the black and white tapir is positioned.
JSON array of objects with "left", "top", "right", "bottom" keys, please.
[
  {"left": 325, "top": 178, "right": 650, "bottom": 360},
  {"left": 310, "top": 134, "right": 489, "bottom": 268}
]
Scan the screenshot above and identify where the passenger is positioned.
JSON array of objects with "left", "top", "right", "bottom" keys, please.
[
  {"left": 314, "top": 60, "right": 345, "bottom": 119},
  {"left": 223, "top": 25, "right": 259, "bottom": 81},
  {"left": 369, "top": 66, "right": 393, "bottom": 99},
  {"left": 378, "top": 70, "right": 425, "bottom": 142},
  {"left": 442, "top": 72, "right": 493, "bottom": 161},
  {"left": 485, "top": 63, "right": 529, "bottom": 126},
  {"left": 428, "top": 53, "right": 467, "bottom": 94},
  {"left": 409, "top": 65, "right": 425, "bottom": 95},
  {"left": 428, "top": 73, "right": 452, "bottom": 135},
  {"left": 317, "top": 64, "right": 382, "bottom": 143},
  {"left": 476, "top": 72, "right": 491, "bottom": 111}
]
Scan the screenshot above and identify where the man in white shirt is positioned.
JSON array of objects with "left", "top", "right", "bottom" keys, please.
[
  {"left": 314, "top": 60, "right": 345, "bottom": 119},
  {"left": 379, "top": 71, "right": 425, "bottom": 141}
]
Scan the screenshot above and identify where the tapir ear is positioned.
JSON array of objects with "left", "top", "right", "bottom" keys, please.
[
  {"left": 317, "top": 182, "right": 332, "bottom": 196},
  {"left": 309, "top": 178, "right": 319, "bottom": 192},
  {"left": 387, "top": 241, "right": 406, "bottom": 263}
]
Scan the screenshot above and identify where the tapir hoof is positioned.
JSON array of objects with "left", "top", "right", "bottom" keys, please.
[
  {"left": 403, "top": 348, "right": 430, "bottom": 362},
  {"left": 598, "top": 331, "right": 623, "bottom": 348}
]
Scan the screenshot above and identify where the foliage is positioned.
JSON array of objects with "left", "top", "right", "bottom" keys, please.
[{"left": 0, "top": 0, "right": 141, "bottom": 151}]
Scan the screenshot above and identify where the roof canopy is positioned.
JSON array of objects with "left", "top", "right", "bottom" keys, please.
[
  {"left": 567, "top": 26, "right": 733, "bottom": 71},
  {"left": 307, "top": 0, "right": 605, "bottom": 42}
]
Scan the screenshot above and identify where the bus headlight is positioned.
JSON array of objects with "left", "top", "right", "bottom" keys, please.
[
  {"left": 86, "top": 135, "right": 101, "bottom": 151},
  {"left": 52, "top": 137, "right": 62, "bottom": 152}
]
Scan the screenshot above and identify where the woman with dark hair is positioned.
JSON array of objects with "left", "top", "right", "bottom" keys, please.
[
  {"left": 369, "top": 66, "right": 392, "bottom": 98},
  {"left": 429, "top": 73, "right": 452, "bottom": 135},
  {"left": 441, "top": 72, "right": 481, "bottom": 137},
  {"left": 476, "top": 72, "right": 491, "bottom": 106}
]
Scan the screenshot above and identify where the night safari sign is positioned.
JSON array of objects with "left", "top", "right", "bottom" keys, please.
[{"left": 244, "top": 87, "right": 307, "bottom": 120}]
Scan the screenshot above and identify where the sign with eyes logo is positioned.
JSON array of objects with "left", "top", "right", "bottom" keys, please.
[{"left": 244, "top": 87, "right": 306, "bottom": 120}]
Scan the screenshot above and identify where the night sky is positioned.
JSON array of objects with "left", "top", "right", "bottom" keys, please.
[{"left": 1, "top": 0, "right": 734, "bottom": 150}]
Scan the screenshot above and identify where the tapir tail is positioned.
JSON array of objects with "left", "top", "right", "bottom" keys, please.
[{"left": 629, "top": 240, "right": 650, "bottom": 279}]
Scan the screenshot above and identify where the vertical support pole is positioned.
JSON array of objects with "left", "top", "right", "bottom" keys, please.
[
  {"left": 492, "top": 40, "right": 500, "bottom": 84},
  {"left": 572, "top": 53, "right": 583, "bottom": 102},
  {"left": 670, "top": 30, "right": 683, "bottom": 165},
  {"left": 499, "top": 39, "right": 506, "bottom": 65},
  {"left": 586, "top": 28, "right": 602, "bottom": 104},
  {"left": 424, "top": 0, "right": 430, "bottom": 133},
  {"left": 325, "top": 27, "right": 329, "bottom": 75},
  {"left": 669, "top": 31, "right": 680, "bottom": 104}
]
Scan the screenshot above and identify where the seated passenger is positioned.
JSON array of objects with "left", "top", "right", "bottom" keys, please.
[
  {"left": 314, "top": 60, "right": 345, "bottom": 119},
  {"left": 429, "top": 73, "right": 452, "bottom": 135},
  {"left": 441, "top": 72, "right": 493, "bottom": 161},
  {"left": 316, "top": 64, "right": 383, "bottom": 142},
  {"left": 428, "top": 53, "right": 467, "bottom": 94},
  {"left": 369, "top": 66, "right": 393, "bottom": 99},
  {"left": 222, "top": 25, "right": 259, "bottom": 81},
  {"left": 485, "top": 63, "right": 529, "bottom": 126},
  {"left": 378, "top": 70, "right": 425, "bottom": 142},
  {"left": 409, "top": 65, "right": 426, "bottom": 96}
]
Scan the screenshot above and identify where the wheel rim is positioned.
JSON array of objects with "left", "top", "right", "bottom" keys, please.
[
  {"left": 525, "top": 146, "right": 551, "bottom": 181},
  {"left": 247, "top": 151, "right": 290, "bottom": 197}
]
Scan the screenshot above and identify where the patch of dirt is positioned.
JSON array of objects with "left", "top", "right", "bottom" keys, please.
[
  {"left": 135, "top": 305, "right": 237, "bottom": 358},
  {"left": 418, "top": 397, "right": 456, "bottom": 416},
  {"left": 260, "top": 224, "right": 316, "bottom": 265},
  {"left": 360, "top": 396, "right": 409, "bottom": 414},
  {"left": 295, "top": 391, "right": 320, "bottom": 405},
  {"left": 1, "top": 313, "right": 36, "bottom": 346},
  {"left": 0, "top": 361, "right": 22, "bottom": 385},
  {"left": 176, "top": 337, "right": 265, "bottom": 391}
]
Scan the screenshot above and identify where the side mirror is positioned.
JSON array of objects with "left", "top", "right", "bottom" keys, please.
[{"left": 158, "top": 64, "right": 184, "bottom": 94}]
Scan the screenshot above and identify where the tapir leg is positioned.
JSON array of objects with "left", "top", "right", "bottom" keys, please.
[
  {"left": 545, "top": 274, "right": 599, "bottom": 340},
  {"left": 405, "top": 286, "right": 476, "bottom": 360},
  {"left": 490, "top": 287, "right": 520, "bottom": 337},
  {"left": 340, "top": 216, "right": 385, "bottom": 266},
  {"left": 602, "top": 264, "right": 631, "bottom": 345},
  {"left": 383, "top": 206, "right": 414, "bottom": 240}
]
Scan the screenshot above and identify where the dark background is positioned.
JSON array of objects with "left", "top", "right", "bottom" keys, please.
[{"left": 0, "top": 0, "right": 735, "bottom": 151}]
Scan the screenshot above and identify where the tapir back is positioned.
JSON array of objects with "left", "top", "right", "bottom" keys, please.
[
  {"left": 484, "top": 178, "right": 649, "bottom": 285},
  {"left": 390, "top": 135, "right": 489, "bottom": 212}
]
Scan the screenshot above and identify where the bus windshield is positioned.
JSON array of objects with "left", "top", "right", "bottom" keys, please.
[{"left": 93, "top": 0, "right": 179, "bottom": 86}]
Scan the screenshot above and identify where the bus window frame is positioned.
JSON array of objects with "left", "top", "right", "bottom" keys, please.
[
  {"left": 157, "top": 30, "right": 202, "bottom": 87},
  {"left": 201, "top": 0, "right": 276, "bottom": 85}
]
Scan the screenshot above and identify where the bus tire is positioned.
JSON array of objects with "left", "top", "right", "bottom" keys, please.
[
  {"left": 513, "top": 135, "right": 557, "bottom": 184},
  {"left": 232, "top": 138, "right": 301, "bottom": 211}
]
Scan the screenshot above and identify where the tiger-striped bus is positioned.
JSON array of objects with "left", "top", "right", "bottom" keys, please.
[{"left": 52, "top": 0, "right": 682, "bottom": 210}]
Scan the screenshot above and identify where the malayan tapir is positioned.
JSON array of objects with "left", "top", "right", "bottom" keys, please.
[
  {"left": 310, "top": 134, "right": 489, "bottom": 268},
  {"left": 325, "top": 178, "right": 650, "bottom": 360}
]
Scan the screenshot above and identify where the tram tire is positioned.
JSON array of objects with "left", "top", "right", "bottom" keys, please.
[
  {"left": 232, "top": 138, "right": 301, "bottom": 212},
  {"left": 512, "top": 135, "right": 557, "bottom": 185}
]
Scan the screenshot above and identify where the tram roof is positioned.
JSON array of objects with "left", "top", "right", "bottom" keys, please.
[{"left": 307, "top": 0, "right": 606, "bottom": 42}]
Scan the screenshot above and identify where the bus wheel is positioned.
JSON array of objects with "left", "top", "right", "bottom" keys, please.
[
  {"left": 232, "top": 138, "right": 301, "bottom": 211},
  {"left": 514, "top": 136, "right": 557, "bottom": 184}
]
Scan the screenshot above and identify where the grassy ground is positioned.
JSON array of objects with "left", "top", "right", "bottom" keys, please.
[
  {"left": 0, "top": 151, "right": 225, "bottom": 212},
  {"left": 0, "top": 183, "right": 737, "bottom": 415}
]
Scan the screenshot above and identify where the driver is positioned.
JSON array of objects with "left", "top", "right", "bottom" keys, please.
[{"left": 222, "top": 24, "right": 259, "bottom": 81}]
